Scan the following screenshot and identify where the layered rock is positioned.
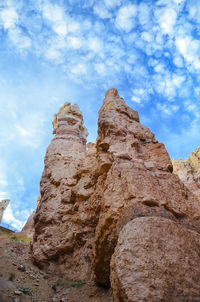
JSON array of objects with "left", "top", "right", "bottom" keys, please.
[
  {"left": 32, "top": 103, "right": 99, "bottom": 279},
  {"left": 32, "top": 89, "right": 200, "bottom": 301},
  {"left": 172, "top": 147, "right": 200, "bottom": 200},
  {"left": 0, "top": 199, "right": 9, "bottom": 224}
]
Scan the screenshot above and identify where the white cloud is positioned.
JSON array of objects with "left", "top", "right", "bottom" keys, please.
[
  {"left": 88, "top": 36, "right": 104, "bottom": 54},
  {"left": 115, "top": 4, "right": 137, "bottom": 32},
  {"left": 138, "top": 3, "right": 151, "bottom": 29},
  {"left": 42, "top": 2, "right": 67, "bottom": 37},
  {"left": 67, "top": 36, "right": 82, "bottom": 49},
  {"left": 13, "top": 113, "right": 45, "bottom": 148},
  {"left": 71, "top": 63, "right": 87, "bottom": 75},
  {"left": 8, "top": 28, "right": 31, "bottom": 49},
  {"left": 104, "top": 0, "right": 122, "bottom": 8},
  {"left": 2, "top": 203, "right": 24, "bottom": 230},
  {"left": 157, "top": 102, "right": 179, "bottom": 116},
  {"left": 94, "top": 62, "right": 106, "bottom": 75},
  {"left": 0, "top": 7, "right": 18, "bottom": 29},
  {"left": 173, "top": 55, "right": 184, "bottom": 67},
  {"left": 156, "top": 8, "right": 177, "bottom": 35},
  {"left": 175, "top": 36, "right": 200, "bottom": 70},
  {"left": 131, "top": 96, "right": 141, "bottom": 104},
  {"left": 93, "top": 3, "right": 112, "bottom": 19},
  {"left": 141, "top": 32, "right": 153, "bottom": 43}
]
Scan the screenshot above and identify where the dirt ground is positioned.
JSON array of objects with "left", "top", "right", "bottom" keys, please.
[{"left": 0, "top": 228, "right": 112, "bottom": 302}]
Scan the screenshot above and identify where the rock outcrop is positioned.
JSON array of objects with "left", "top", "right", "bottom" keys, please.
[
  {"left": 32, "top": 89, "right": 200, "bottom": 301},
  {"left": 0, "top": 199, "right": 10, "bottom": 224},
  {"left": 172, "top": 147, "right": 200, "bottom": 200},
  {"left": 111, "top": 217, "right": 200, "bottom": 302}
]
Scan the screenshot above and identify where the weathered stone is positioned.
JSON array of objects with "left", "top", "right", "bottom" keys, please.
[
  {"left": 172, "top": 146, "right": 200, "bottom": 200},
  {"left": 32, "top": 103, "right": 99, "bottom": 280},
  {"left": 32, "top": 89, "right": 200, "bottom": 297},
  {"left": 93, "top": 89, "right": 200, "bottom": 286},
  {"left": 111, "top": 217, "right": 200, "bottom": 302},
  {"left": 0, "top": 199, "right": 10, "bottom": 223}
]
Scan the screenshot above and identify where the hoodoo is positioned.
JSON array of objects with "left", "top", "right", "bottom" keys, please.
[{"left": 32, "top": 89, "right": 200, "bottom": 301}]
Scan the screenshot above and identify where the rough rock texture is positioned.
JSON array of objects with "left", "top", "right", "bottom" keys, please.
[
  {"left": 93, "top": 89, "right": 200, "bottom": 286},
  {"left": 0, "top": 199, "right": 9, "bottom": 223},
  {"left": 32, "top": 102, "right": 99, "bottom": 280},
  {"left": 172, "top": 146, "right": 200, "bottom": 200},
  {"left": 32, "top": 89, "right": 200, "bottom": 301},
  {"left": 110, "top": 217, "right": 200, "bottom": 302}
]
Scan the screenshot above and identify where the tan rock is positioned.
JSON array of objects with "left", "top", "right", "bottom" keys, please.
[
  {"left": 172, "top": 146, "right": 200, "bottom": 200},
  {"left": 0, "top": 199, "right": 9, "bottom": 224},
  {"left": 111, "top": 217, "right": 200, "bottom": 302},
  {"left": 18, "top": 211, "right": 35, "bottom": 238},
  {"left": 32, "top": 88, "right": 200, "bottom": 297},
  {"left": 32, "top": 103, "right": 99, "bottom": 280},
  {"left": 93, "top": 89, "right": 200, "bottom": 286}
]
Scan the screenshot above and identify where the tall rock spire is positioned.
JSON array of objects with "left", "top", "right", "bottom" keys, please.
[{"left": 32, "top": 102, "right": 91, "bottom": 276}]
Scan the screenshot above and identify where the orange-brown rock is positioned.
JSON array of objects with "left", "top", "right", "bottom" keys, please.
[
  {"left": 32, "top": 89, "right": 200, "bottom": 300},
  {"left": 32, "top": 103, "right": 101, "bottom": 280},
  {"left": 93, "top": 89, "right": 200, "bottom": 286},
  {"left": 172, "top": 146, "right": 200, "bottom": 200},
  {"left": 110, "top": 217, "right": 200, "bottom": 302}
]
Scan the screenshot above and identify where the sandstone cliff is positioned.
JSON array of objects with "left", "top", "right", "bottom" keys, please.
[
  {"left": 172, "top": 147, "right": 200, "bottom": 200},
  {"left": 32, "top": 89, "right": 200, "bottom": 301},
  {"left": 0, "top": 199, "right": 9, "bottom": 224}
]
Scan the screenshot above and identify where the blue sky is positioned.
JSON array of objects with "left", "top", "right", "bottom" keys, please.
[{"left": 0, "top": 0, "right": 200, "bottom": 230}]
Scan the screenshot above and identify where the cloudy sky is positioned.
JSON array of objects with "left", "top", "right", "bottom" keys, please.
[{"left": 0, "top": 0, "right": 200, "bottom": 230}]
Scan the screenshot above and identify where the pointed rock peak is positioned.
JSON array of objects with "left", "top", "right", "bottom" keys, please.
[
  {"left": 52, "top": 102, "right": 88, "bottom": 144},
  {"left": 100, "top": 88, "right": 139, "bottom": 122},
  {"left": 195, "top": 146, "right": 200, "bottom": 158},
  {"left": 105, "top": 88, "right": 119, "bottom": 98}
]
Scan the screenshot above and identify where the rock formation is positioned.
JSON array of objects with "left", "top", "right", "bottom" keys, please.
[
  {"left": 18, "top": 210, "right": 35, "bottom": 238},
  {"left": 32, "top": 89, "right": 200, "bottom": 301},
  {"left": 0, "top": 199, "right": 10, "bottom": 224},
  {"left": 172, "top": 147, "right": 200, "bottom": 200}
]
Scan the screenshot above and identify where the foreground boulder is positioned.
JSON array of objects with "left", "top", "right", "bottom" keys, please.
[
  {"left": 32, "top": 89, "right": 200, "bottom": 301},
  {"left": 111, "top": 217, "right": 200, "bottom": 302}
]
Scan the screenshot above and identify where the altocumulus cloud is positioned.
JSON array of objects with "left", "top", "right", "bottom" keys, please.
[{"left": 0, "top": 0, "right": 200, "bottom": 229}]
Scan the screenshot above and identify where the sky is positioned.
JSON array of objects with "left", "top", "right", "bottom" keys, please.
[{"left": 0, "top": 0, "right": 200, "bottom": 230}]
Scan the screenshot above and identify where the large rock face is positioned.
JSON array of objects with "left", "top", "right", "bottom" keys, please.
[
  {"left": 93, "top": 89, "right": 200, "bottom": 286},
  {"left": 172, "top": 147, "right": 200, "bottom": 200},
  {"left": 0, "top": 199, "right": 9, "bottom": 224},
  {"left": 32, "top": 89, "right": 200, "bottom": 301},
  {"left": 111, "top": 217, "right": 200, "bottom": 302}
]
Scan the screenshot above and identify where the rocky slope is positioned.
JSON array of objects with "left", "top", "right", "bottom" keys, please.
[
  {"left": 32, "top": 89, "right": 200, "bottom": 301},
  {"left": 172, "top": 147, "right": 200, "bottom": 200},
  {"left": 0, "top": 230, "right": 111, "bottom": 302}
]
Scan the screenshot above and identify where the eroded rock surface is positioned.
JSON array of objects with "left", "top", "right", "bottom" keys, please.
[
  {"left": 32, "top": 89, "right": 200, "bottom": 301},
  {"left": 32, "top": 102, "right": 100, "bottom": 280},
  {"left": 111, "top": 217, "right": 200, "bottom": 302},
  {"left": 172, "top": 147, "right": 200, "bottom": 200},
  {"left": 93, "top": 89, "right": 200, "bottom": 286}
]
